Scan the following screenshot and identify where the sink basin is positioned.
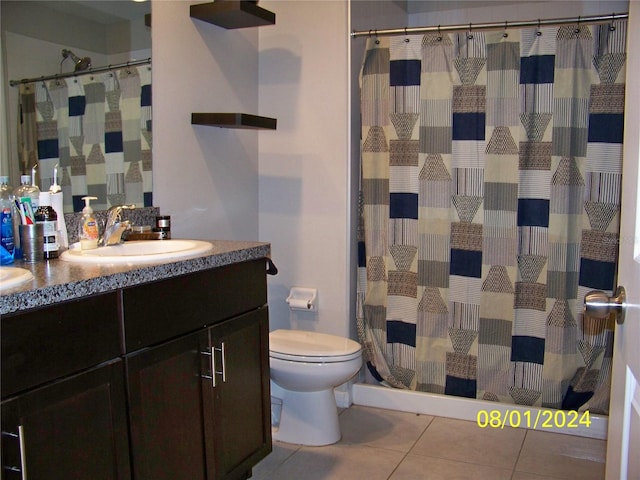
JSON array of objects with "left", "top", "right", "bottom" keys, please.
[
  {"left": 0, "top": 266, "right": 35, "bottom": 290},
  {"left": 59, "top": 239, "right": 214, "bottom": 265}
]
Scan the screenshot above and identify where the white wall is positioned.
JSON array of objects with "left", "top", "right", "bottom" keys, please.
[
  {"left": 258, "top": 1, "right": 352, "bottom": 337},
  {"left": 152, "top": 0, "right": 260, "bottom": 241}
]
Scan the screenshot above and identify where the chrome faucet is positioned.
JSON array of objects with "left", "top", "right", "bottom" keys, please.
[{"left": 99, "top": 204, "right": 135, "bottom": 246}]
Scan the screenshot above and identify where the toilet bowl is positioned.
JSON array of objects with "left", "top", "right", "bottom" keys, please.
[{"left": 269, "top": 329, "right": 362, "bottom": 446}]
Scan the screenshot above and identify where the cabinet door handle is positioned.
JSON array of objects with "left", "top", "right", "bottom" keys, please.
[
  {"left": 18, "top": 425, "right": 27, "bottom": 480},
  {"left": 2, "top": 426, "right": 27, "bottom": 479},
  {"left": 211, "top": 343, "right": 227, "bottom": 387},
  {"left": 219, "top": 342, "right": 227, "bottom": 383},
  {"left": 200, "top": 350, "right": 213, "bottom": 381}
]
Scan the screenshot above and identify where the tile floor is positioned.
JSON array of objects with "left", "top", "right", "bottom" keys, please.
[{"left": 252, "top": 405, "right": 606, "bottom": 480}]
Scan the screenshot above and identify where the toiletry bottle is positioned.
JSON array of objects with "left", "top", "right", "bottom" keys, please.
[
  {"left": 30, "top": 164, "right": 41, "bottom": 210},
  {"left": 35, "top": 191, "right": 59, "bottom": 260},
  {"left": 15, "top": 173, "right": 40, "bottom": 214},
  {"left": 0, "top": 176, "right": 14, "bottom": 256},
  {"left": 49, "top": 164, "right": 68, "bottom": 248},
  {"left": 79, "top": 196, "right": 99, "bottom": 250},
  {"left": 13, "top": 175, "right": 32, "bottom": 203}
]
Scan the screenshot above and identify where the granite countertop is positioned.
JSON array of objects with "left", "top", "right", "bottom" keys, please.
[{"left": 0, "top": 240, "right": 271, "bottom": 315}]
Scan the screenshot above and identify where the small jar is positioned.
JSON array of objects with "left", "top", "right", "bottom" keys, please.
[{"left": 155, "top": 215, "right": 171, "bottom": 232}]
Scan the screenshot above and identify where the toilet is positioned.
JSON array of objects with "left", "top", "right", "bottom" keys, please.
[{"left": 269, "top": 329, "right": 363, "bottom": 446}]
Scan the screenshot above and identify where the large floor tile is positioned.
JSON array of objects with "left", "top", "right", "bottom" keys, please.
[
  {"left": 390, "top": 454, "right": 512, "bottom": 480},
  {"left": 252, "top": 442, "right": 301, "bottom": 480},
  {"left": 258, "top": 443, "right": 406, "bottom": 480},
  {"left": 410, "top": 416, "right": 526, "bottom": 470},
  {"left": 515, "top": 430, "right": 606, "bottom": 480},
  {"left": 339, "top": 405, "right": 434, "bottom": 452}
]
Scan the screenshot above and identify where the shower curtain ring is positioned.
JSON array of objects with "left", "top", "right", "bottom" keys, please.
[
  {"left": 437, "top": 25, "right": 442, "bottom": 42},
  {"left": 467, "top": 22, "right": 473, "bottom": 40},
  {"left": 610, "top": 12, "right": 617, "bottom": 31},
  {"left": 536, "top": 19, "right": 542, "bottom": 36},
  {"left": 574, "top": 16, "right": 581, "bottom": 34},
  {"left": 503, "top": 20, "right": 508, "bottom": 38},
  {"left": 404, "top": 27, "right": 410, "bottom": 42}
]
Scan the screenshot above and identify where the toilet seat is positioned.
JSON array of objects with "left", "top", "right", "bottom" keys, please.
[{"left": 269, "top": 329, "right": 362, "bottom": 363}]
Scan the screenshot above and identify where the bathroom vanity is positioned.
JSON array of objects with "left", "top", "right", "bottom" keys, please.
[{"left": 0, "top": 240, "right": 272, "bottom": 480}]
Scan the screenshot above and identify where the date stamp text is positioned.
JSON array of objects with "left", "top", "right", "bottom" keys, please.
[{"left": 477, "top": 409, "right": 591, "bottom": 429}]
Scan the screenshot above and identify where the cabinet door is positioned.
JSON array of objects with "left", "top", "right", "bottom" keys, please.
[
  {"left": 126, "top": 329, "right": 210, "bottom": 480},
  {"left": 203, "top": 307, "right": 272, "bottom": 480},
  {"left": 1, "top": 360, "right": 130, "bottom": 480}
]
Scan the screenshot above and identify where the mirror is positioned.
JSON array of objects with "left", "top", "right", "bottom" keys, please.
[{"left": 1, "top": 0, "right": 151, "bottom": 212}]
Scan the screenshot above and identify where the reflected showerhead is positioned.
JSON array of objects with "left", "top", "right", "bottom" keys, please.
[{"left": 61, "top": 49, "right": 91, "bottom": 72}]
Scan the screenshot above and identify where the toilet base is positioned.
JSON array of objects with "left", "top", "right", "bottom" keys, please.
[{"left": 271, "top": 386, "right": 341, "bottom": 446}]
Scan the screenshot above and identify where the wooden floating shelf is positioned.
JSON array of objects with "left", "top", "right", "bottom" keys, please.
[
  {"left": 192, "top": 113, "right": 277, "bottom": 130},
  {"left": 190, "top": 1, "right": 275, "bottom": 29}
]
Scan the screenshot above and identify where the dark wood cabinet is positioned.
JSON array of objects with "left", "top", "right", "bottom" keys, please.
[
  {"left": 1, "top": 259, "right": 271, "bottom": 480},
  {"left": 127, "top": 307, "right": 271, "bottom": 480},
  {"left": 1, "top": 360, "right": 130, "bottom": 480},
  {"left": 204, "top": 308, "right": 272, "bottom": 480}
]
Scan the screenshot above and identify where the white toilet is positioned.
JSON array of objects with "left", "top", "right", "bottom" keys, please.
[{"left": 269, "top": 329, "right": 363, "bottom": 446}]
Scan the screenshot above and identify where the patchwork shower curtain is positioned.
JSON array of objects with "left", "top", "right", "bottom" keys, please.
[
  {"left": 356, "top": 21, "right": 627, "bottom": 414},
  {"left": 18, "top": 65, "right": 153, "bottom": 213}
]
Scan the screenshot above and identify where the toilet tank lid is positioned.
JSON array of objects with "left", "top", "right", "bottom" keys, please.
[{"left": 269, "top": 329, "right": 362, "bottom": 357}]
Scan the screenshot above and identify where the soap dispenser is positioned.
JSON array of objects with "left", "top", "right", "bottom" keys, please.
[{"left": 79, "top": 196, "right": 99, "bottom": 250}]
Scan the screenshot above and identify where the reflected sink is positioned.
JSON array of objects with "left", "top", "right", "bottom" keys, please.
[
  {"left": 60, "top": 239, "right": 214, "bottom": 265},
  {"left": 0, "top": 266, "right": 35, "bottom": 290}
]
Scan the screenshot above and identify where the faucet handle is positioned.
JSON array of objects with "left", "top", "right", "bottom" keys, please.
[{"left": 106, "top": 204, "right": 136, "bottom": 222}]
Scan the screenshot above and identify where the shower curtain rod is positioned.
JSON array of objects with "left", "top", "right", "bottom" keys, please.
[
  {"left": 9, "top": 57, "right": 151, "bottom": 87},
  {"left": 351, "top": 12, "right": 628, "bottom": 38}
]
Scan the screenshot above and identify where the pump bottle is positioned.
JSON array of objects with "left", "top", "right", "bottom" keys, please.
[{"left": 79, "top": 196, "right": 99, "bottom": 250}]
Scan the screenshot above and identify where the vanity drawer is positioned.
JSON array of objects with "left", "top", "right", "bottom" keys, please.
[
  {"left": 122, "top": 259, "right": 267, "bottom": 352},
  {"left": 1, "top": 292, "right": 122, "bottom": 399}
]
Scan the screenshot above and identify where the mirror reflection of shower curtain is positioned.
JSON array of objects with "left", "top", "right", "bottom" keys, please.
[
  {"left": 356, "top": 21, "right": 627, "bottom": 414},
  {"left": 17, "top": 65, "right": 152, "bottom": 213}
]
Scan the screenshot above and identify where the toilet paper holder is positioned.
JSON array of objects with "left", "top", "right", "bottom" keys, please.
[{"left": 286, "top": 287, "right": 317, "bottom": 311}]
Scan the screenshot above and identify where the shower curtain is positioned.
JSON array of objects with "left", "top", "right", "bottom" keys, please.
[
  {"left": 17, "top": 65, "right": 152, "bottom": 213},
  {"left": 356, "top": 21, "right": 627, "bottom": 414}
]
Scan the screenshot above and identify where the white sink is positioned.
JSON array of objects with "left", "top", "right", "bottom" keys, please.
[
  {"left": 0, "top": 266, "right": 35, "bottom": 290},
  {"left": 59, "top": 239, "right": 214, "bottom": 265}
]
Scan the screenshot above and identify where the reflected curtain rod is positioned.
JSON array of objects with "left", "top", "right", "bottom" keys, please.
[
  {"left": 351, "top": 12, "right": 628, "bottom": 38},
  {"left": 9, "top": 57, "right": 152, "bottom": 87}
]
